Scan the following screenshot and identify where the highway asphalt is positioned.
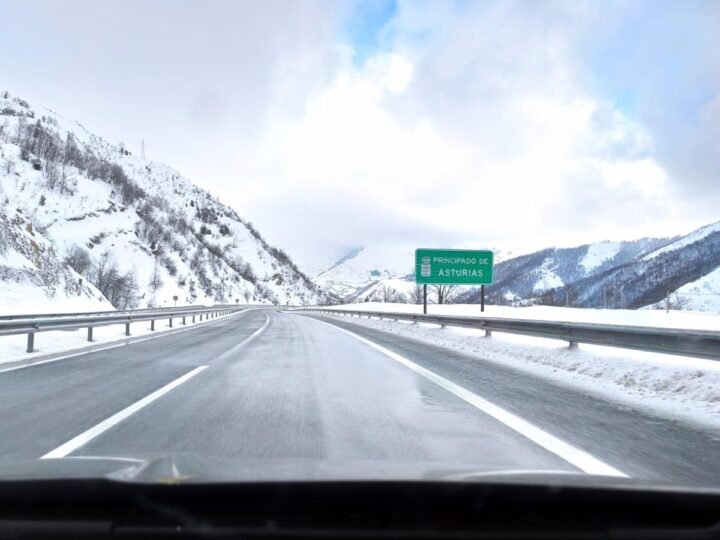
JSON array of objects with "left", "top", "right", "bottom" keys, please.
[{"left": 1, "top": 308, "right": 720, "bottom": 486}]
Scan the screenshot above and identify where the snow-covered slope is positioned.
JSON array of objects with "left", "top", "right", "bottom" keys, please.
[
  {"left": 0, "top": 208, "right": 111, "bottom": 314},
  {"left": 313, "top": 245, "right": 415, "bottom": 301},
  {"left": 669, "top": 267, "right": 720, "bottom": 312},
  {"left": 0, "top": 91, "right": 328, "bottom": 311},
  {"left": 643, "top": 221, "right": 720, "bottom": 261},
  {"left": 463, "top": 237, "right": 670, "bottom": 306},
  {"left": 541, "top": 220, "right": 720, "bottom": 310}
]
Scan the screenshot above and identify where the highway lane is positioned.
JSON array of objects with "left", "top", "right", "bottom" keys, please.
[
  {"left": 0, "top": 309, "right": 268, "bottom": 459},
  {"left": 2, "top": 308, "right": 720, "bottom": 486},
  {"left": 304, "top": 313, "right": 720, "bottom": 485},
  {"left": 77, "top": 310, "right": 576, "bottom": 473}
]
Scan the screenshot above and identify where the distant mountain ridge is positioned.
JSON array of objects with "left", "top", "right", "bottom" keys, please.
[
  {"left": 313, "top": 223, "right": 720, "bottom": 312},
  {"left": 463, "top": 237, "right": 674, "bottom": 306}
]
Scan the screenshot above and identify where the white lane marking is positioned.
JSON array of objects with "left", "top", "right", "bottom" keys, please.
[
  {"left": 308, "top": 316, "right": 628, "bottom": 478},
  {"left": 41, "top": 366, "right": 208, "bottom": 459},
  {"left": 237, "top": 314, "right": 270, "bottom": 349},
  {"left": 0, "top": 309, "right": 252, "bottom": 375},
  {"left": 56, "top": 455, "right": 146, "bottom": 464},
  {"left": 210, "top": 313, "right": 271, "bottom": 364},
  {"left": 0, "top": 343, "right": 125, "bottom": 375}
]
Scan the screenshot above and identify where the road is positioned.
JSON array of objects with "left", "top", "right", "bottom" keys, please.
[{"left": 1, "top": 308, "right": 720, "bottom": 485}]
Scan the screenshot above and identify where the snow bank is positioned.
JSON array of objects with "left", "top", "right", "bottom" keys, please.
[{"left": 323, "top": 313, "right": 720, "bottom": 429}]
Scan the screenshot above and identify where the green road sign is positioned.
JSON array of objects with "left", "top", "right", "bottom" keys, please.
[{"left": 415, "top": 249, "right": 494, "bottom": 285}]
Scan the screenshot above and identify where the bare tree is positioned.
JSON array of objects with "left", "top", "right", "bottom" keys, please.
[
  {"left": 148, "top": 260, "right": 163, "bottom": 295},
  {"left": 88, "top": 252, "right": 139, "bottom": 309},
  {"left": 64, "top": 245, "right": 92, "bottom": 275},
  {"left": 379, "top": 284, "right": 397, "bottom": 303},
  {"left": 432, "top": 284, "right": 458, "bottom": 305},
  {"left": 409, "top": 283, "right": 424, "bottom": 304}
]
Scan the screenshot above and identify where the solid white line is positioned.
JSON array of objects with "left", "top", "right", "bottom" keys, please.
[
  {"left": 0, "top": 343, "right": 125, "bottom": 375},
  {"left": 0, "top": 309, "right": 251, "bottom": 375},
  {"left": 210, "top": 313, "right": 271, "bottom": 364},
  {"left": 237, "top": 314, "right": 271, "bottom": 349},
  {"left": 41, "top": 366, "right": 208, "bottom": 459},
  {"left": 309, "top": 316, "right": 628, "bottom": 478}
]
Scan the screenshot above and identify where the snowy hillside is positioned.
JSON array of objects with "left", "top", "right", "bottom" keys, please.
[
  {"left": 0, "top": 91, "right": 328, "bottom": 311},
  {"left": 0, "top": 209, "right": 111, "bottom": 315},
  {"left": 463, "top": 237, "right": 670, "bottom": 306},
  {"left": 313, "top": 245, "right": 416, "bottom": 302},
  {"left": 643, "top": 221, "right": 720, "bottom": 261},
  {"left": 676, "top": 268, "right": 720, "bottom": 312},
  {"left": 540, "top": 220, "right": 720, "bottom": 309}
]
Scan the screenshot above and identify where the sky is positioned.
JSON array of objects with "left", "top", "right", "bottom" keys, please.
[{"left": 1, "top": 0, "right": 718, "bottom": 271}]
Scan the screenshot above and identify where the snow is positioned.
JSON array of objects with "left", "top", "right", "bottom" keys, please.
[
  {"left": 328, "top": 302, "right": 720, "bottom": 331},
  {"left": 532, "top": 257, "right": 564, "bottom": 293},
  {"left": 0, "top": 310, "right": 241, "bottom": 366},
  {"left": 319, "top": 312, "right": 720, "bottom": 429},
  {"left": 0, "top": 91, "right": 326, "bottom": 311},
  {"left": 676, "top": 267, "right": 720, "bottom": 312},
  {"left": 643, "top": 220, "right": 720, "bottom": 260},
  {"left": 0, "top": 278, "right": 111, "bottom": 316},
  {"left": 580, "top": 241, "right": 620, "bottom": 272},
  {"left": 313, "top": 244, "right": 415, "bottom": 298}
]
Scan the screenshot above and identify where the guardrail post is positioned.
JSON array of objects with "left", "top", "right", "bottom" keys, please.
[
  {"left": 125, "top": 323, "right": 130, "bottom": 336},
  {"left": 182, "top": 316, "right": 186, "bottom": 325},
  {"left": 151, "top": 320, "right": 155, "bottom": 331},
  {"left": 27, "top": 332, "right": 34, "bottom": 353},
  {"left": 87, "top": 327, "right": 93, "bottom": 342},
  {"left": 485, "top": 329, "right": 492, "bottom": 338},
  {"left": 169, "top": 317, "right": 173, "bottom": 328},
  {"left": 568, "top": 341, "right": 579, "bottom": 350},
  {"left": 192, "top": 315, "right": 195, "bottom": 323}
]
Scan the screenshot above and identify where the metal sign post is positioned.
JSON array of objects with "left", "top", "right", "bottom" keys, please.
[{"left": 423, "top": 284, "right": 427, "bottom": 314}]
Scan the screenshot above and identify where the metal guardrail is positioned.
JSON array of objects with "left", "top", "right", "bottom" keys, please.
[
  {"left": 0, "top": 305, "right": 251, "bottom": 353},
  {"left": 296, "top": 308, "right": 720, "bottom": 361},
  {"left": 0, "top": 304, "right": 242, "bottom": 321}
]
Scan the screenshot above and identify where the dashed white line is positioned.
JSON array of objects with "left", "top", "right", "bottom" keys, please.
[
  {"left": 41, "top": 366, "right": 208, "bottom": 459},
  {"left": 309, "top": 316, "right": 628, "bottom": 478},
  {"left": 40, "top": 314, "right": 271, "bottom": 459}
]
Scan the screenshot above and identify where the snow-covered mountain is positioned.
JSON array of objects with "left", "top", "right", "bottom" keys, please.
[
  {"left": 0, "top": 91, "right": 328, "bottom": 312},
  {"left": 463, "top": 237, "right": 672, "bottom": 305},
  {"left": 313, "top": 245, "right": 416, "bottom": 302},
  {"left": 520, "top": 221, "right": 720, "bottom": 310},
  {"left": 320, "top": 222, "right": 720, "bottom": 312}
]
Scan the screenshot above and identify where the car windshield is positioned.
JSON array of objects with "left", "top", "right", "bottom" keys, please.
[{"left": 0, "top": 0, "right": 719, "bottom": 489}]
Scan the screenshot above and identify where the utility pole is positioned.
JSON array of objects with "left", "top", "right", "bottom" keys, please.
[
  {"left": 666, "top": 290, "right": 670, "bottom": 313},
  {"left": 141, "top": 139, "right": 146, "bottom": 160}
]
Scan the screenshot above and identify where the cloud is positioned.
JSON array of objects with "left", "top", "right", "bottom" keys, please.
[
  {"left": 238, "top": 0, "right": 706, "bottom": 264},
  {"left": 1, "top": 0, "right": 716, "bottom": 267}
]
